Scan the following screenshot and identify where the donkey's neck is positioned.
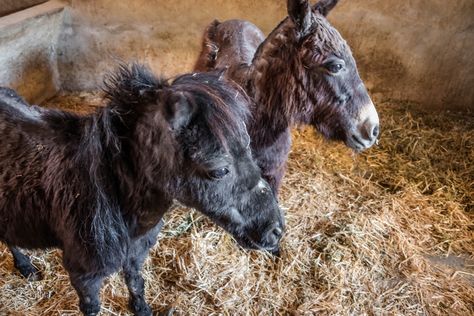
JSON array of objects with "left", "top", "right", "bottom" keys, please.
[{"left": 247, "top": 21, "right": 313, "bottom": 148}]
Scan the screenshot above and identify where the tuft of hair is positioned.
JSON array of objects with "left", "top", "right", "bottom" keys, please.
[
  {"left": 102, "top": 62, "right": 168, "bottom": 110},
  {"left": 194, "top": 20, "right": 221, "bottom": 72},
  {"left": 313, "top": 0, "right": 339, "bottom": 16},
  {"left": 172, "top": 71, "right": 251, "bottom": 147}
]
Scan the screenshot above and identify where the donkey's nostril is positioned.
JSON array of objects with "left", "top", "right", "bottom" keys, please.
[
  {"left": 372, "top": 124, "right": 380, "bottom": 138},
  {"left": 361, "top": 119, "right": 379, "bottom": 142}
]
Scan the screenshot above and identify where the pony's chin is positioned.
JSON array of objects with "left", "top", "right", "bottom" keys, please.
[
  {"left": 314, "top": 123, "right": 347, "bottom": 145},
  {"left": 233, "top": 235, "right": 281, "bottom": 256}
]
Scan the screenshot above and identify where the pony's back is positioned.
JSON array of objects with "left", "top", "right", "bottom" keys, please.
[{"left": 0, "top": 87, "right": 43, "bottom": 122}]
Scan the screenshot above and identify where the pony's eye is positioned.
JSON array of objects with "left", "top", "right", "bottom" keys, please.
[
  {"left": 207, "top": 167, "right": 230, "bottom": 180},
  {"left": 326, "top": 63, "right": 344, "bottom": 74}
]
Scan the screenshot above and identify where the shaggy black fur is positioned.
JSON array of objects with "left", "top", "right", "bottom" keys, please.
[{"left": 0, "top": 63, "right": 284, "bottom": 315}]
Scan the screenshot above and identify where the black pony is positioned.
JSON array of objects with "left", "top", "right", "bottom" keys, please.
[{"left": 0, "top": 64, "right": 284, "bottom": 315}]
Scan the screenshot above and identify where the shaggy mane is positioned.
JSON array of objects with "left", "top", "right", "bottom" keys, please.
[
  {"left": 173, "top": 71, "right": 251, "bottom": 147},
  {"left": 102, "top": 62, "right": 169, "bottom": 110}
]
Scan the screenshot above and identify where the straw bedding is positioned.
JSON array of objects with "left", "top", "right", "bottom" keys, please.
[{"left": 0, "top": 93, "right": 472, "bottom": 315}]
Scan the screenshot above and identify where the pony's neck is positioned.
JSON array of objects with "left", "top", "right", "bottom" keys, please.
[
  {"left": 94, "top": 107, "right": 177, "bottom": 216},
  {"left": 247, "top": 21, "right": 313, "bottom": 148}
]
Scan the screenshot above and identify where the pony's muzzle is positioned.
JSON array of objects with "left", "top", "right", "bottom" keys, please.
[{"left": 263, "top": 222, "right": 283, "bottom": 254}]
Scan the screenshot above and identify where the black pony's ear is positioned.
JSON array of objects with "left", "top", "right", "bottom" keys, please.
[
  {"left": 138, "top": 88, "right": 159, "bottom": 103},
  {"left": 313, "top": 0, "right": 339, "bottom": 17},
  {"left": 161, "top": 90, "right": 196, "bottom": 131},
  {"left": 287, "top": 0, "right": 312, "bottom": 36}
]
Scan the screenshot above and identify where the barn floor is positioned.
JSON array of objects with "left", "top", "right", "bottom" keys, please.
[{"left": 0, "top": 93, "right": 473, "bottom": 315}]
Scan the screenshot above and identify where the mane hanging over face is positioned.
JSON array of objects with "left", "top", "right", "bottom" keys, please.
[
  {"left": 172, "top": 72, "right": 251, "bottom": 148},
  {"left": 300, "top": 14, "right": 348, "bottom": 60},
  {"left": 102, "top": 64, "right": 250, "bottom": 149},
  {"left": 253, "top": 1, "right": 347, "bottom": 65}
]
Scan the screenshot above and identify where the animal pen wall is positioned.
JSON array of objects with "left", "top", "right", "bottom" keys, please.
[{"left": 0, "top": 0, "right": 473, "bottom": 314}]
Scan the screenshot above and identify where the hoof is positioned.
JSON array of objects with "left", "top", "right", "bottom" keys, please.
[
  {"left": 130, "top": 298, "right": 152, "bottom": 316},
  {"left": 17, "top": 264, "right": 42, "bottom": 281},
  {"left": 79, "top": 304, "right": 100, "bottom": 316},
  {"left": 157, "top": 307, "right": 175, "bottom": 316}
]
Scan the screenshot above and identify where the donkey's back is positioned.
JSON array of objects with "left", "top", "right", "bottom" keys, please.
[{"left": 194, "top": 19, "right": 265, "bottom": 73}]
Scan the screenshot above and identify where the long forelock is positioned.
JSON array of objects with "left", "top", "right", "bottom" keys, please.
[
  {"left": 173, "top": 73, "right": 251, "bottom": 149},
  {"left": 253, "top": 11, "right": 347, "bottom": 64},
  {"left": 306, "top": 14, "right": 348, "bottom": 58}
]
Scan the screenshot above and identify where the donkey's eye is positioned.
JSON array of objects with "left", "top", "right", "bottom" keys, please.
[
  {"left": 207, "top": 167, "right": 230, "bottom": 180},
  {"left": 325, "top": 63, "right": 344, "bottom": 74}
]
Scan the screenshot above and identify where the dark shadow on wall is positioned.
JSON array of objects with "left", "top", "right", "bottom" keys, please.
[
  {"left": 9, "top": 50, "right": 58, "bottom": 104},
  {"left": 0, "top": 0, "right": 48, "bottom": 17}
]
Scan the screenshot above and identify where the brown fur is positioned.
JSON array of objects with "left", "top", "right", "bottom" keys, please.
[{"left": 194, "top": 0, "right": 379, "bottom": 195}]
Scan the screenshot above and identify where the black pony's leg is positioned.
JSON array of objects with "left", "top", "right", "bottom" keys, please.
[
  {"left": 123, "top": 252, "right": 151, "bottom": 316},
  {"left": 68, "top": 272, "right": 104, "bottom": 316},
  {"left": 63, "top": 250, "right": 107, "bottom": 316},
  {"left": 9, "top": 246, "right": 42, "bottom": 280},
  {"left": 124, "top": 220, "right": 163, "bottom": 316}
]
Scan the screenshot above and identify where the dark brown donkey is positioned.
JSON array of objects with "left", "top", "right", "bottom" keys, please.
[{"left": 195, "top": 0, "right": 380, "bottom": 195}]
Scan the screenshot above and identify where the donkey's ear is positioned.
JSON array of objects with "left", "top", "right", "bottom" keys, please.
[
  {"left": 162, "top": 91, "right": 196, "bottom": 131},
  {"left": 287, "top": 0, "right": 312, "bottom": 36},
  {"left": 313, "top": 0, "right": 339, "bottom": 17}
]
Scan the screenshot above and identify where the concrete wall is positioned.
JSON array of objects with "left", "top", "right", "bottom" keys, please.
[
  {"left": 57, "top": 0, "right": 285, "bottom": 91},
  {"left": 56, "top": 0, "right": 474, "bottom": 111},
  {"left": 0, "top": 1, "right": 65, "bottom": 104},
  {"left": 331, "top": 0, "right": 474, "bottom": 111},
  {"left": 1, "top": 0, "right": 472, "bottom": 110}
]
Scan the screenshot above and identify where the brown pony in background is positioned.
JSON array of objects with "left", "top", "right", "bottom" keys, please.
[{"left": 195, "top": 0, "right": 380, "bottom": 195}]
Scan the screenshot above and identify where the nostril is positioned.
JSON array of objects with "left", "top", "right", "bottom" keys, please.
[
  {"left": 265, "top": 225, "right": 283, "bottom": 247},
  {"left": 361, "top": 120, "right": 379, "bottom": 142},
  {"left": 372, "top": 125, "right": 380, "bottom": 138},
  {"left": 272, "top": 226, "right": 283, "bottom": 239}
]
